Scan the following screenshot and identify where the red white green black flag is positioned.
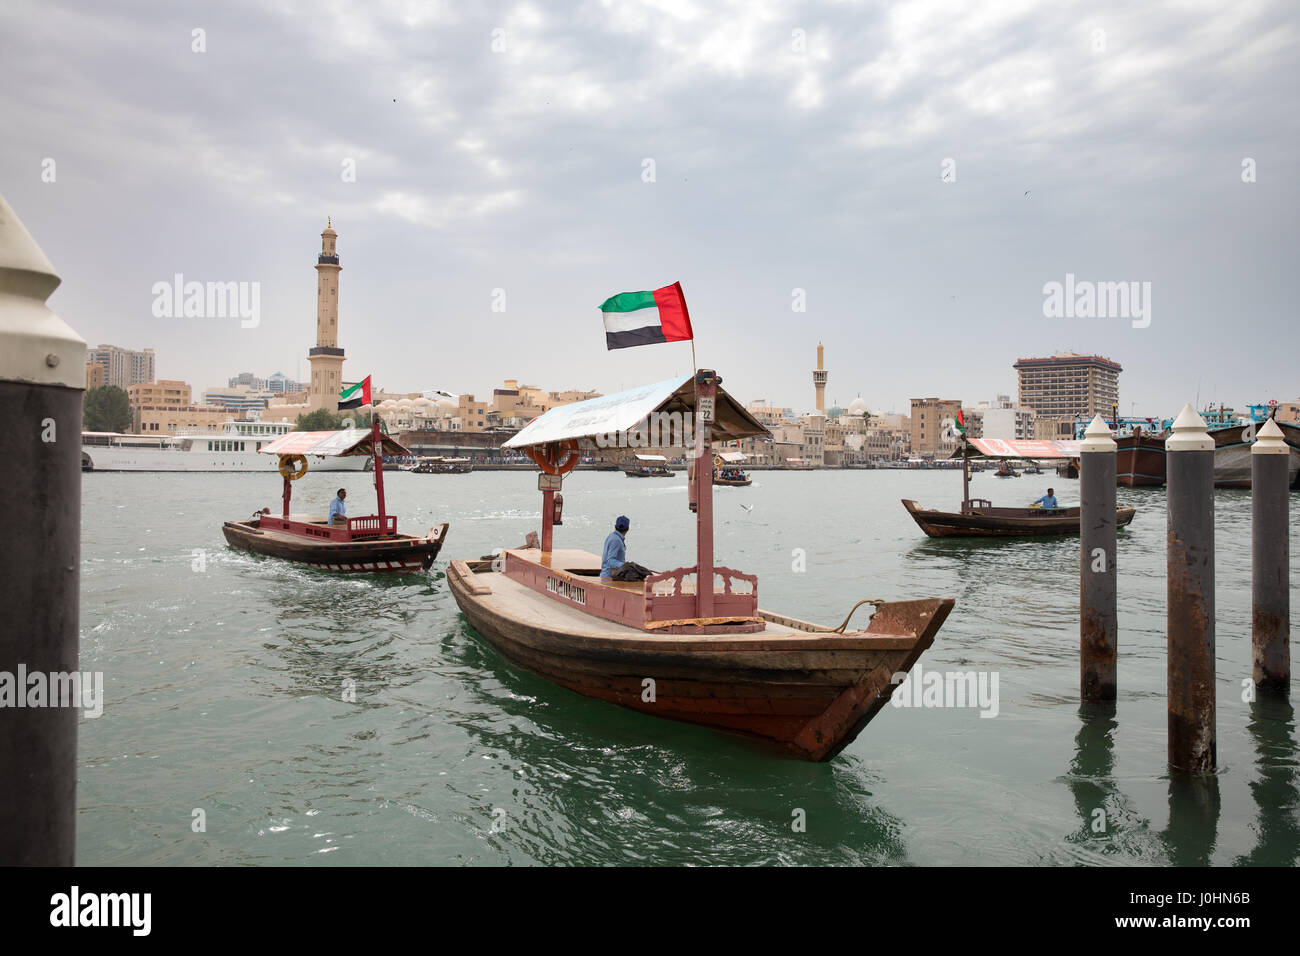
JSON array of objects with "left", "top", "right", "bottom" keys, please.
[
  {"left": 600, "top": 282, "right": 694, "bottom": 351},
  {"left": 338, "top": 375, "right": 372, "bottom": 410}
]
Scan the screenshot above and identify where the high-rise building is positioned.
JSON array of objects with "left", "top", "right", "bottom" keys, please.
[
  {"left": 1014, "top": 353, "right": 1121, "bottom": 438},
  {"left": 87, "top": 344, "right": 155, "bottom": 389}
]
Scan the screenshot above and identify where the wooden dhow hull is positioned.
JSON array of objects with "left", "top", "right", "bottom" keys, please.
[
  {"left": 222, "top": 520, "right": 448, "bottom": 572},
  {"left": 1210, "top": 422, "right": 1300, "bottom": 489},
  {"left": 714, "top": 476, "right": 752, "bottom": 487},
  {"left": 447, "top": 559, "right": 953, "bottom": 762},
  {"left": 902, "top": 498, "right": 1136, "bottom": 538},
  {"left": 1116, "top": 434, "right": 1166, "bottom": 487}
]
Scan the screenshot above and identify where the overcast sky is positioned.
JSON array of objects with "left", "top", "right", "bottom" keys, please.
[{"left": 3, "top": 0, "right": 1296, "bottom": 416}]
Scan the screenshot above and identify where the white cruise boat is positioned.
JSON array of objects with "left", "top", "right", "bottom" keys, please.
[{"left": 82, "top": 420, "right": 370, "bottom": 472}]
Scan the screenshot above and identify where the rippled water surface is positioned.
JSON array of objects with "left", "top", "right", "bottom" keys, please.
[{"left": 77, "top": 469, "right": 1300, "bottom": 865}]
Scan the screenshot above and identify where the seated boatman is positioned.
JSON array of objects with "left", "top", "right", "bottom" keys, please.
[
  {"left": 601, "top": 515, "right": 630, "bottom": 583},
  {"left": 329, "top": 488, "right": 348, "bottom": 525},
  {"left": 1033, "top": 487, "right": 1059, "bottom": 510}
]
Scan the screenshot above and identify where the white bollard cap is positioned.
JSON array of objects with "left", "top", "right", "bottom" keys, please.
[
  {"left": 1080, "top": 414, "right": 1117, "bottom": 452},
  {"left": 1253, "top": 418, "right": 1289, "bottom": 455},
  {"left": 0, "top": 194, "right": 86, "bottom": 389},
  {"left": 1165, "top": 403, "right": 1214, "bottom": 452}
]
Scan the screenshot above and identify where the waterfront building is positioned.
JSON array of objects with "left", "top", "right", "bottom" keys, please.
[
  {"left": 85, "top": 362, "right": 105, "bottom": 389},
  {"left": 977, "top": 394, "right": 1035, "bottom": 441},
  {"left": 203, "top": 385, "right": 273, "bottom": 412},
  {"left": 1014, "top": 352, "right": 1121, "bottom": 428},
  {"left": 87, "top": 344, "right": 155, "bottom": 389},
  {"left": 910, "top": 397, "right": 962, "bottom": 459}
]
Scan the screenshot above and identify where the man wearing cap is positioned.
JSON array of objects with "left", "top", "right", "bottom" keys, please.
[{"left": 601, "top": 515, "right": 630, "bottom": 583}]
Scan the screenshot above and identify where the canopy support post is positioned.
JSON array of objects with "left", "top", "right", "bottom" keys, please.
[
  {"left": 282, "top": 475, "right": 291, "bottom": 518},
  {"left": 694, "top": 370, "right": 717, "bottom": 619},
  {"left": 372, "top": 414, "right": 388, "bottom": 534},
  {"left": 541, "top": 489, "right": 555, "bottom": 553},
  {"left": 962, "top": 440, "right": 971, "bottom": 508}
]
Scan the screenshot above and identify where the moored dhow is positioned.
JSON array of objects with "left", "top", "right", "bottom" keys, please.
[
  {"left": 222, "top": 416, "right": 448, "bottom": 572},
  {"left": 447, "top": 370, "right": 954, "bottom": 761}
]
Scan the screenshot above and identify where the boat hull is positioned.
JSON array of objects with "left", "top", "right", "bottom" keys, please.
[
  {"left": 1116, "top": 435, "right": 1166, "bottom": 487},
  {"left": 1211, "top": 422, "right": 1300, "bottom": 488},
  {"left": 447, "top": 559, "right": 953, "bottom": 762},
  {"left": 714, "top": 477, "right": 752, "bottom": 487},
  {"left": 222, "top": 520, "right": 447, "bottom": 572},
  {"left": 901, "top": 498, "right": 1136, "bottom": 537}
]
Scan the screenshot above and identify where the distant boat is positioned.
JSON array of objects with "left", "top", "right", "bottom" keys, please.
[
  {"left": 412, "top": 456, "right": 473, "bottom": 474},
  {"left": 713, "top": 450, "right": 752, "bottom": 486},
  {"left": 623, "top": 453, "right": 674, "bottom": 477},
  {"left": 81, "top": 419, "right": 369, "bottom": 473},
  {"left": 1209, "top": 420, "right": 1300, "bottom": 488},
  {"left": 902, "top": 439, "right": 1135, "bottom": 538},
  {"left": 993, "top": 463, "right": 1019, "bottom": 478}
]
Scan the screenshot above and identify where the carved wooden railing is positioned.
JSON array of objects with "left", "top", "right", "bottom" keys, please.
[{"left": 644, "top": 565, "right": 758, "bottom": 622}]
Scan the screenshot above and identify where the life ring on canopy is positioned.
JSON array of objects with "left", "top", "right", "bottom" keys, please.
[
  {"left": 526, "top": 440, "right": 580, "bottom": 476},
  {"left": 278, "top": 454, "right": 309, "bottom": 480}
]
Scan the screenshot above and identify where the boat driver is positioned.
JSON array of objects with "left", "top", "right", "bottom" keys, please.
[
  {"left": 1033, "top": 488, "right": 1058, "bottom": 509},
  {"left": 601, "top": 515, "right": 630, "bottom": 583},
  {"left": 330, "top": 488, "right": 347, "bottom": 524}
]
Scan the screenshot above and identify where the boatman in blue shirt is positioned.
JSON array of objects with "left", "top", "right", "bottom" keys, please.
[
  {"left": 601, "top": 515, "right": 630, "bottom": 583},
  {"left": 1033, "top": 488, "right": 1058, "bottom": 509},
  {"left": 329, "top": 488, "right": 347, "bottom": 524}
]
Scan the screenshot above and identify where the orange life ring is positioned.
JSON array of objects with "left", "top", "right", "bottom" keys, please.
[
  {"left": 278, "top": 454, "right": 308, "bottom": 480},
  {"left": 526, "top": 440, "right": 580, "bottom": 476}
]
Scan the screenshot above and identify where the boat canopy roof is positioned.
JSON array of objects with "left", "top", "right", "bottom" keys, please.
[
  {"left": 260, "top": 428, "right": 411, "bottom": 458},
  {"left": 634, "top": 453, "right": 668, "bottom": 462},
  {"left": 716, "top": 451, "right": 747, "bottom": 463},
  {"left": 503, "top": 373, "right": 770, "bottom": 450},
  {"left": 951, "top": 438, "right": 1082, "bottom": 460}
]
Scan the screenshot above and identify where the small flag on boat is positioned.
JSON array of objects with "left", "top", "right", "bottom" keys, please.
[
  {"left": 600, "top": 282, "right": 693, "bottom": 351},
  {"left": 954, "top": 410, "right": 967, "bottom": 435},
  {"left": 338, "top": 375, "right": 372, "bottom": 410}
]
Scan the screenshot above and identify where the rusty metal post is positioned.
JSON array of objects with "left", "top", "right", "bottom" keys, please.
[
  {"left": 1165, "top": 404, "right": 1216, "bottom": 773},
  {"left": 1080, "top": 415, "right": 1117, "bottom": 701},
  {"left": 1252, "top": 419, "right": 1289, "bottom": 691},
  {"left": 0, "top": 195, "right": 87, "bottom": 864}
]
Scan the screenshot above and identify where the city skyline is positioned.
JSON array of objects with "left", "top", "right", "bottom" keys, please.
[{"left": 3, "top": 1, "right": 1295, "bottom": 415}]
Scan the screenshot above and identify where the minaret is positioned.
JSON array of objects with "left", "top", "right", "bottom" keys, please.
[
  {"left": 307, "top": 220, "right": 345, "bottom": 411},
  {"left": 812, "top": 342, "right": 828, "bottom": 414}
]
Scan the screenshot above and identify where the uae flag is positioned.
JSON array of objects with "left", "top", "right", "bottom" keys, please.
[
  {"left": 338, "top": 375, "right": 372, "bottom": 410},
  {"left": 954, "top": 410, "right": 967, "bottom": 435},
  {"left": 600, "top": 282, "right": 694, "bottom": 351}
]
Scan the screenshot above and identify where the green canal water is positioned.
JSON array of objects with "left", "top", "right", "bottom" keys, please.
[{"left": 77, "top": 470, "right": 1299, "bottom": 865}]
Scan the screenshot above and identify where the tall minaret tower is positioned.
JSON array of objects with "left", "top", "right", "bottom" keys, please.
[
  {"left": 307, "top": 220, "right": 346, "bottom": 411},
  {"left": 812, "top": 342, "right": 828, "bottom": 414}
]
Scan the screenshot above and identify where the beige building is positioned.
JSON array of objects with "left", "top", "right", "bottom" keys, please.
[
  {"left": 128, "top": 379, "right": 191, "bottom": 410},
  {"left": 910, "top": 398, "right": 962, "bottom": 458},
  {"left": 1014, "top": 352, "right": 1121, "bottom": 424},
  {"left": 87, "top": 344, "right": 155, "bottom": 389},
  {"left": 133, "top": 404, "right": 234, "bottom": 434},
  {"left": 85, "top": 363, "right": 106, "bottom": 389}
]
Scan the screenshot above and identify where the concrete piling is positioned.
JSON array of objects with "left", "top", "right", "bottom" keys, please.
[
  {"left": 0, "top": 194, "right": 87, "bottom": 864},
  {"left": 1251, "top": 418, "right": 1290, "bottom": 692},
  {"left": 1080, "top": 415, "right": 1118, "bottom": 701},
  {"left": 1165, "top": 404, "right": 1216, "bottom": 773}
]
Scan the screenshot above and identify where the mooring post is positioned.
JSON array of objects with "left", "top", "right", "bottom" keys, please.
[
  {"left": 0, "top": 194, "right": 87, "bottom": 864},
  {"left": 1165, "top": 404, "right": 1216, "bottom": 773},
  {"left": 1251, "top": 418, "right": 1290, "bottom": 692},
  {"left": 1080, "top": 415, "right": 1118, "bottom": 701}
]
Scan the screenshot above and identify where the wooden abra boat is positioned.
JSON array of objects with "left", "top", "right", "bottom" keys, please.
[
  {"left": 222, "top": 416, "right": 449, "bottom": 572},
  {"left": 448, "top": 371, "right": 954, "bottom": 761},
  {"left": 623, "top": 453, "right": 674, "bottom": 477},
  {"left": 712, "top": 450, "right": 751, "bottom": 486},
  {"left": 902, "top": 438, "right": 1135, "bottom": 538}
]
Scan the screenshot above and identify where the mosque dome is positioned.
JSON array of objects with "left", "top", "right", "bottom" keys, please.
[
  {"left": 828, "top": 405, "right": 844, "bottom": 419},
  {"left": 847, "top": 397, "right": 869, "bottom": 416}
]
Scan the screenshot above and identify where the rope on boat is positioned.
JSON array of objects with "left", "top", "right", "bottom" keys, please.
[{"left": 833, "top": 598, "right": 886, "bottom": 633}]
